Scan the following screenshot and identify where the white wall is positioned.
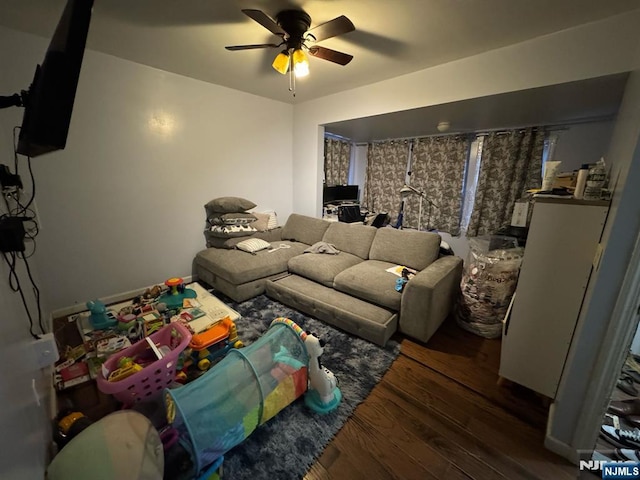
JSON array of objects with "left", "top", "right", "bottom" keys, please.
[
  {"left": 553, "top": 121, "right": 616, "bottom": 171},
  {"left": 0, "top": 26, "right": 294, "bottom": 311},
  {"left": 549, "top": 69, "right": 640, "bottom": 454},
  {"left": 0, "top": 264, "right": 52, "bottom": 479},
  {"left": 0, "top": 26, "right": 59, "bottom": 480}
]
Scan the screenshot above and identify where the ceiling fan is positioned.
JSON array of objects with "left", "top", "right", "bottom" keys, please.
[{"left": 225, "top": 9, "right": 355, "bottom": 82}]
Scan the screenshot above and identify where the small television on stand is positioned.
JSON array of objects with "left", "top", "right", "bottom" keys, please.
[{"left": 0, "top": 0, "right": 94, "bottom": 157}]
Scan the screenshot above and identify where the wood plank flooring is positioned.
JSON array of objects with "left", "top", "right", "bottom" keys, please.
[{"left": 305, "top": 317, "right": 577, "bottom": 480}]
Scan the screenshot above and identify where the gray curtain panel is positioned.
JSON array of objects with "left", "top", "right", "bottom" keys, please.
[
  {"left": 324, "top": 138, "right": 352, "bottom": 186},
  {"left": 362, "top": 140, "right": 410, "bottom": 224},
  {"left": 467, "top": 128, "right": 544, "bottom": 237},
  {"left": 406, "top": 135, "right": 470, "bottom": 236}
]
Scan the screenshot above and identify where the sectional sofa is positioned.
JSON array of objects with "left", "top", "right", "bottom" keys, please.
[{"left": 194, "top": 214, "right": 463, "bottom": 346}]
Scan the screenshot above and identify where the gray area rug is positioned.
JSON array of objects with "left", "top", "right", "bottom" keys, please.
[{"left": 219, "top": 293, "right": 401, "bottom": 480}]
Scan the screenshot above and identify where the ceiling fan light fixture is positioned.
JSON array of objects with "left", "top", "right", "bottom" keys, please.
[
  {"left": 272, "top": 50, "right": 290, "bottom": 75},
  {"left": 292, "top": 48, "right": 309, "bottom": 78}
]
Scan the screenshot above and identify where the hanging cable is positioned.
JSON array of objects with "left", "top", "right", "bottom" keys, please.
[
  {"left": 2, "top": 125, "right": 43, "bottom": 338},
  {"left": 1, "top": 251, "right": 39, "bottom": 339},
  {"left": 21, "top": 254, "right": 45, "bottom": 334}
]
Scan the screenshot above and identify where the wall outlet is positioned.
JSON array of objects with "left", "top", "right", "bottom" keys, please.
[
  {"left": 511, "top": 202, "right": 529, "bottom": 227},
  {"left": 32, "top": 333, "right": 59, "bottom": 369}
]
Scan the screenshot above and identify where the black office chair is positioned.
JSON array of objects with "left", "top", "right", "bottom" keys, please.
[{"left": 337, "top": 205, "right": 365, "bottom": 223}]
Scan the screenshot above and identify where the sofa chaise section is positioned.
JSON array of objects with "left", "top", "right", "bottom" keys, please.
[
  {"left": 194, "top": 241, "right": 305, "bottom": 302},
  {"left": 194, "top": 213, "right": 331, "bottom": 302}
]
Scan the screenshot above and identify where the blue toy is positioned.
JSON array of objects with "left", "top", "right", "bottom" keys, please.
[
  {"left": 86, "top": 299, "right": 117, "bottom": 330},
  {"left": 164, "top": 318, "right": 341, "bottom": 479}
]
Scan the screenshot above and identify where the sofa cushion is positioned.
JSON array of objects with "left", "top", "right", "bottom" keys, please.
[
  {"left": 205, "top": 196, "right": 256, "bottom": 215},
  {"left": 208, "top": 212, "right": 257, "bottom": 226},
  {"left": 195, "top": 240, "right": 306, "bottom": 285},
  {"left": 334, "top": 260, "right": 404, "bottom": 310},
  {"left": 265, "top": 275, "right": 398, "bottom": 347},
  {"left": 281, "top": 214, "right": 330, "bottom": 246},
  {"left": 249, "top": 212, "right": 270, "bottom": 231},
  {"left": 369, "top": 228, "right": 440, "bottom": 271},
  {"left": 321, "top": 222, "right": 377, "bottom": 260},
  {"left": 236, "top": 238, "right": 271, "bottom": 254},
  {"left": 288, "top": 251, "right": 363, "bottom": 287},
  {"left": 207, "top": 224, "right": 258, "bottom": 238},
  {"left": 204, "top": 228, "right": 282, "bottom": 249}
]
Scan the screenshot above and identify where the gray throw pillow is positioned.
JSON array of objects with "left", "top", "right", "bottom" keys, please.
[
  {"left": 208, "top": 212, "right": 257, "bottom": 226},
  {"left": 250, "top": 212, "right": 270, "bottom": 231},
  {"left": 207, "top": 224, "right": 258, "bottom": 238},
  {"left": 204, "top": 196, "right": 257, "bottom": 215}
]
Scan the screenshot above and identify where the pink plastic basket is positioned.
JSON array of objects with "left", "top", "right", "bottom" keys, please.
[{"left": 96, "top": 322, "right": 192, "bottom": 405}]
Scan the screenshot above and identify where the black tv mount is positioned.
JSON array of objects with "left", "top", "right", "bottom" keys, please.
[{"left": 0, "top": 91, "right": 28, "bottom": 109}]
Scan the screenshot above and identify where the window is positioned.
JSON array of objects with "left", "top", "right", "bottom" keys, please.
[{"left": 460, "top": 136, "right": 484, "bottom": 234}]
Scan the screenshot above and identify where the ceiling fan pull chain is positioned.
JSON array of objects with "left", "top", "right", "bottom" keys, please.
[{"left": 289, "top": 61, "right": 296, "bottom": 96}]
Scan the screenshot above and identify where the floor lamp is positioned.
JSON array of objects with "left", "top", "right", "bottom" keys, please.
[{"left": 400, "top": 184, "right": 438, "bottom": 231}]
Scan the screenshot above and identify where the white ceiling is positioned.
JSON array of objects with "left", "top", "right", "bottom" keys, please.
[{"left": 0, "top": 0, "right": 638, "bottom": 104}]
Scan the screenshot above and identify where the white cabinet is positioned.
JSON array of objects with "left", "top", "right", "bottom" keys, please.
[{"left": 499, "top": 198, "right": 608, "bottom": 399}]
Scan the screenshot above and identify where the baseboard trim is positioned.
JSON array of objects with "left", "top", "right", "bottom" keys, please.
[
  {"left": 51, "top": 275, "right": 195, "bottom": 319},
  {"left": 545, "top": 404, "right": 579, "bottom": 464}
]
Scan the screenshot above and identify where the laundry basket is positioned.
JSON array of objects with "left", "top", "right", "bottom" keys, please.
[{"left": 97, "top": 322, "right": 192, "bottom": 405}]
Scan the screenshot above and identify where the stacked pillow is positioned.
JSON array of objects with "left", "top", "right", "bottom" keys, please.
[
  {"left": 203, "top": 197, "right": 279, "bottom": 249},
  {"left": 204, "top": 197, "right": 257, "bottom": 246}
]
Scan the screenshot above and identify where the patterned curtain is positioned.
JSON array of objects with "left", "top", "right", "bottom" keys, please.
[
  {"left": 467, "top": 128, "right": 544, "bottom": 237},
  {"left": 362, "top": 140, "right": 410, "bottom": 225},
  {"left": 324, "top": 138, "right": 352, "bottom": 186},
  {"left": 404, "top": 135, "right": 470, "bottom": 235}
]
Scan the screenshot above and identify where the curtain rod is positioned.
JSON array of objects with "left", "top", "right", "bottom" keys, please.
[
  {"left": 324, "top": 132, "right": 352, "bottom": 142},
  {"left": 351, "top": 113, "right": 616, "bottom": 145}
]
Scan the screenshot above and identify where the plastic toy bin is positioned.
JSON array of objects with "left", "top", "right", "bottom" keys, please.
[{"left": 97, "top": 322, "right": 192, "bottom": 405}]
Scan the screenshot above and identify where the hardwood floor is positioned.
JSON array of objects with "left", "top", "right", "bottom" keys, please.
[{"left": 305, "top": 317, "right": 577, "bottom": 480}]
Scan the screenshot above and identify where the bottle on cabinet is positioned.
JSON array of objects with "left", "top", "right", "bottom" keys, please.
[
  {"left": 573, "top": 164, "right": 589, "bottom": 200},
  {"left": 583, "top": 158, "right": 607, "bottom": 201}
]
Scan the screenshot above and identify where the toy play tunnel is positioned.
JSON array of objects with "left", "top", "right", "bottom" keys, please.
[{"left": 164, "top": 318, "right": 309, "bottom": 476}]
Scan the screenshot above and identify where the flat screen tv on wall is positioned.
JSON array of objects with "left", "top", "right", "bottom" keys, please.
[{"left": 16, "top": 0, "right": 94, "bottom": 157}]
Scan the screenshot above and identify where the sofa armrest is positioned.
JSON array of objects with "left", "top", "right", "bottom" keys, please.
[{"left": 399, "top": 255, "right": 463, "bottom": 343}]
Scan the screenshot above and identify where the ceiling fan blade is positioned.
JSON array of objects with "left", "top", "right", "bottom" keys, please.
[
  {"left": 306, "top": 15, "right": 355, "bottom": 43},
  {"left": 241, "top": 9, "right": 286, "bottom": 37},
  {"left": 225, "top": 43, "right": 280, "bottom": 51},
  {"left": 308, "top": 46, "right": 353, "bottom": 66}
]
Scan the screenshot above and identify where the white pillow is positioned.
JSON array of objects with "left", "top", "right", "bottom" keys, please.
[
  {"left": 264, "top": 210, "right": 278, "bottom": 230},
  {"left": 236, "top": 238, "right": 271, "bottom": 254}
]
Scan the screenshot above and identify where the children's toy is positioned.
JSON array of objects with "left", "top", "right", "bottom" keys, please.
[
  {"left": 55, "top": 361, "right": 91, "bottom": 390},
  {"left": 117, "top": 313, "right": 142, "bottom": 341},
  {"left": 304, "top": 334, "right": 342, "bottom": 414},
  {"left": 158, "top": 277, "right": 197, "bottom": 309},
  {"left": 95, "top": 334, "right": 131, "bottom": 358},
  {"left": 107, "top": 356, "right": 143, "bottom": 382},
  {"left": 140, "top": 310, "right": 164, "bottom": 336},
  {"left": 164, "top": 317, "right": 310, "bottom": 479},
  {"left": 86, "top": 299, "right": 117, "bottom": 330},
  {"left": 97, "top": 322, "right": 192, "bottom": 405},
  {"left": 189, "top": 317, "right": 244, "bottom": 371},
  {"left": 53, "top": 410, "right": 93, "bottom": 449}
]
